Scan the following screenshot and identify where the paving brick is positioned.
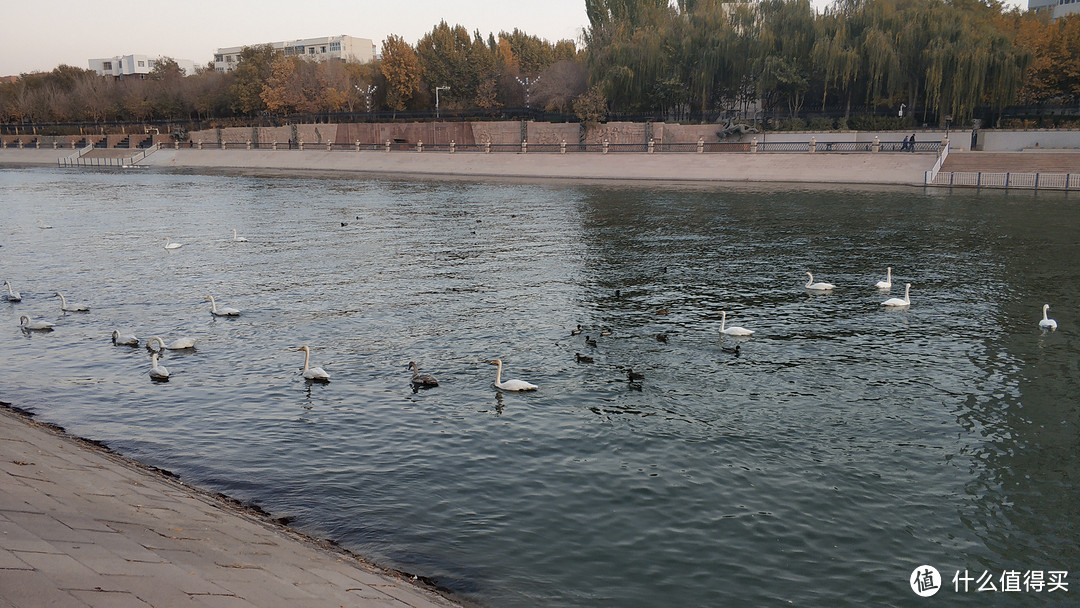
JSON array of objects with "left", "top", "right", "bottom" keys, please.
[
  {"left": 0, "top": 409, "right": 462, "bottom": 608},
  {"left": 0, "top": 569, "right": 91, "bottom": 608},
  {"left": 3, "top": 511, "right": 94, "bottom": 544},
  {"left": 66, "top": 590, "right": 152, "bottom": 608},
  {"left": 11, "top": 551, "right": 111, "bottom": 591},
  {"left": 0, "top": 518, "right": 61, "bottom": 553},
  {"left": 0, "top": 547, "right": 33, "bottom": 570}
]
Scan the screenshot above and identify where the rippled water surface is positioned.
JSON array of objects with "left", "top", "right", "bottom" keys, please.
[{"left": 2, "top": 168, "right": 1078, "bottom": 606}]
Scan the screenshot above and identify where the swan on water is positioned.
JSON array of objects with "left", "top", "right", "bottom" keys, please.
[
  {"left": 19, "top": 315, "right": 53, "bottom": 331},
  {"left": 882, "top": 283, "right": 912, "bottom": 308},
  {"left": 719, "top": 311, "right": 755, "bottom": 336},
  {"left": 147, "top": 335, "right": 196, "bottom": 351},
  {"left": 231, "top": 229, "right": 249, "bottom": 242},
  {"left": 164, "top": 237, "right": 183, "bottom": 250},
  {"left": 804, "top": 272, "right": 835, "bottom": 292},
  {"left": 111, "top": 330, "right": 139, "bottom": 346},
  {"left": 55, "top": 291, "right": 89, "bottom": 312},
  {"left": 490, "top": 359, "right": 537, "bottom": 391},
  {"left": 1040, "top": 304, "right": 1058, "bottom": 331},
  {"left": 408, "top": 361, "right": 439, "bottom": 387},
  {"left": 298, "top": 345, "right": 330, "bottom": 382},
  {"left": 875, "top": 267, "right": 892, "bottom": 290},
  {"left": 37, "top": 220, "right": 53, "bottom": 229},
  {"left": 206, "top": 295, "right": 240, "bottom": 316},
  {"left": 149, "top": 353, "right": 170, "bottom": 380},
  {"left": 3, "top": 280, "right": 21, "bottom": 302}
]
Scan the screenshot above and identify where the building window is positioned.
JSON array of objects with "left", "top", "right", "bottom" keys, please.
[
  {"left": 103, "top": 61, "right": 112, "bottom": 70},
  {"left": 320, "top": 46, "right": 327, "bottom": 53},
  {"left": 227, "top": 55, "right": 234, "bottom": 62},
  {"left": 138, "top": 60, "right": 145, "bottom": 67},
  {"left": 330, "top": 41, "right": 341, "bottom": 51},
  {"left": 148, "top": 60, "right": 156, "bottom": 67},
  {"left": 214, "top": 54, "right": 223, "bottom": 62},
  {"left": 309, "top": 47, "right": 315, "bottom": 54}
]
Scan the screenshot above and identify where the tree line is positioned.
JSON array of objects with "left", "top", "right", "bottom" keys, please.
[{"left": 2, "top": 0, "right": 1079, "bottom": 132}]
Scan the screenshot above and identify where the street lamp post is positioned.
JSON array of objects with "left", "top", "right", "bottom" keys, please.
[
  {"left": 515, "top": 75, "right": 540, "bottom": 114},
  {"left": 435, "top": 86, "right": 450, "bottom": 119},
  {"left": 355, "top": 84, "right": 377, "bottom": 113}
]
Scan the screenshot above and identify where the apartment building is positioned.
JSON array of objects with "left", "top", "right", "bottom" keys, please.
[
  {"left": 89, "top": 55, "right": 196, "bottom": 78},
  {"left": 1028, "top": 0, "right": 1080, "bottom": 18},
  {"left": 213, "top": 35, "right": 376, "bottom": 72}
]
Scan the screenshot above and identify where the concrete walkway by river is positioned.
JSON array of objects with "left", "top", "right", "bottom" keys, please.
[{"left": 0, "top": 405, "right": 461, "bottom": 608}]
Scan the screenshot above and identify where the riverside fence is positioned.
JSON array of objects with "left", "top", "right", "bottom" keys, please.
[{"left": 156, "top": 138, "right": 942, "bottom": 154}]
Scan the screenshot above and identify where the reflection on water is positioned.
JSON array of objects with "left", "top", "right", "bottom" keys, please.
[{"left": 1, "top": 168, "right": 1078, "bottom": 606}]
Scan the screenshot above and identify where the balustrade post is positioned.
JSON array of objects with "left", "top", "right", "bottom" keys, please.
[
  {"left": 450, "top": 140, "right": 455, "bottom": 154},
  {"left": 417, "top": 140, "right": 423, "bottom": 152},
  {"left": 385, "top": 140, "right": 391, "bottom": 152},
  {"left": 697, "top": 138, "right": 704, "bottom": 154},
  {"left": 647, "top": 138, "right": 654, "bottom": 154},
  {"left": 872, "top": 136, "right": 880, "bottom": 153},
  {"left": 356, "top": 140, "right": 361, "bottom": 151},
  {"left": 603, "top": 139, "right": 610, "bottom": 154},
  {"left": 327, "top": 141, "right": 332, "bottom": 151},
  {"left": 561, "top": 139, "right": 567, "bottom": 154},
  {"left": 485, "top": 140, "right": 491, "bottom": 154},
  {"left": 272, "top": 141, "right": 278, "bottom": 150},
  {"left": 809, "top": 137, "right": 816, "bottom": 153},
  {"left": 522, "top": 140, "right": 528, "bottom": 154},
  {"left": 298, "top": 139, "right": 304, "bottom": 151},
  {"left": 751, "top": 137, "right": 758, "bottom": 153},
  {"left": 246, "top": 140, "right": 252, "bottom": 150}
]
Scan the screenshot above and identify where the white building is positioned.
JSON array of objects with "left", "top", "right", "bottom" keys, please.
[
  {"left": 213, "top": 35, "right": 376, "bottom": 72},
  {"left": 89, "top": 55, "right": 196, "bottom": 78},
  {"left": 1028, "top": 0, "right": 1080, "bottom": 18}
]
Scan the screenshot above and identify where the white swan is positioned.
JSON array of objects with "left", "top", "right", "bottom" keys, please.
[
  {"left": 882, "top": 283, "right": 912, "bottom": 308},
  {"left": 163, "top": 237, "right": 183, "bottom": 250},
  {"left": 111, "top": 330, "right": 139, "bottom": 346},
  {"left": 3, "top": 280, "right": 21, "bottom": 302},
  {"left": 55, "top": 291, "right": 89, "bottom": 312},
  {"left": 37, "top": 219, "right": 53, "bottom": 229},
  {"left": 490, "top": 359, "right": 537, "bottom": 391},
  {"left": 875, "top": 267, "right": 892, "bottom": 290},
  {"left": 298, "top": 345, "right": 330, "bottom": 382},
  {"left": 1040, "top": 304, "right": 1058, "bottom": 331},
  {"left": 147, "top": 335, "right": 196, "bottom": 351},
  {"left": 804, "top": 272, "right": 835, "bottom": 291},
  {"left": 408, "top": 361, "right": 439, "bottom": 387},
  {"left": 206, "top": 295, "right": 240, "bottom": 316},
  {"left": 19, "top": 315, "right": 53, "bottom": 331},
  {"left": 149, "top": 353, "right": 170, "bottom": 380},
  {"left": 719, "top": 311, "right": 755, "bottom": 336},
  {"left": 231, "top": 229, "right": 248, "bottom": 242}
]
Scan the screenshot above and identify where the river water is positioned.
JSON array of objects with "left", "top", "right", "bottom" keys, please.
[{"left": 1, "top": 167, "right": 1077, "bottom": 606}]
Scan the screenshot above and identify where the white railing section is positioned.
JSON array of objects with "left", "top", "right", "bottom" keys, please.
[
  {"left": 923, "top": 140, "right": 950, "bottom": 185},
  {"left": 929, "top": 171, "right": 1078, "bottom": 190},
  {"left": 59, "top": 143, "right": 158, "bottom": 168}
]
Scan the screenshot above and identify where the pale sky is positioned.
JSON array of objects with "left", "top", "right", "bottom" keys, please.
[{"left": 1, "top": 0, "right": 1027, "bottom": 77}]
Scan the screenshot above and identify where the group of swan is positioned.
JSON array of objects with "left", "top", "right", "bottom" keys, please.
[
  {"left": 55, "top": 291, "right": 89, "bottom": 312},
  {"left": 1041, "top": 304, "right": 1058, "bottom": 331},
  {"left": 164, "top": 229, "right": 249, "bottom": 251},
  {"left": 490, "top": 359, "right": 537, "bottom": 391},
  {"left": 206, "top": 295, "right": 241, "bottom": 317},
  {"left": 3, "top": 280, "right": 20, "bottom": 302}
]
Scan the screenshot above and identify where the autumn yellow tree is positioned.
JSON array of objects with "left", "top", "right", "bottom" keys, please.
[{"left": 380, "top": 34, "right": 421, "bottom": 111}]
